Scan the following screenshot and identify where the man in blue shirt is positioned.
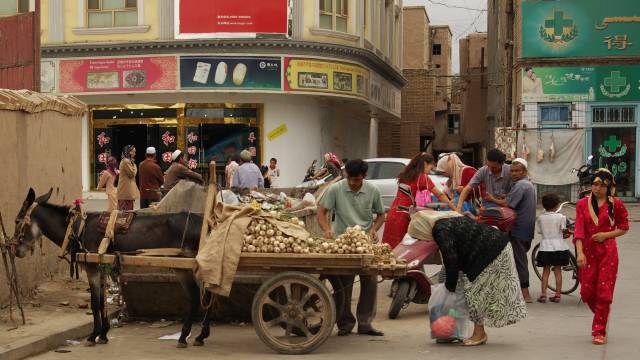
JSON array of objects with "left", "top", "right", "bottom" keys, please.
[
  {"left": 232, "top": 150, "right": 264, "bottom": 190},
  {"left": 489, "top": 158, "right": 537, "bottom": 302}
]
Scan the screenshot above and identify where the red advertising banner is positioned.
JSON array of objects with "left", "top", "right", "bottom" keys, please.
[
  {"left": 176, "top": 0, "right": 288, "bottom": 38},
  {"left": 59, "top": 56, "right": 177, "bottom": 93}
]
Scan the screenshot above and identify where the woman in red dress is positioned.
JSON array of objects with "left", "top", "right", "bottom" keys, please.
[
  {"left": 573, "top": 169, "right": 629, "bottom": 345},
  {"left": 382, "top": 153, "right": 456, "bottom": 249}
]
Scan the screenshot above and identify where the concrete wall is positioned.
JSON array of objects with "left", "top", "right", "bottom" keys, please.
[
  {"left": 0, "top": 109, "right": 82, "bottom": 306},
  {"left": 431, "top": 26, "right": 452, "bottom": 103},
  {"left": 402, "top": 7, "right": 429, "bottom": 69},
  {"left": 460, "top": 33, "right": 488, "bottom": 147}
]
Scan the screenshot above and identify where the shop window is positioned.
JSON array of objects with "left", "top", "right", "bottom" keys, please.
[
  {"left": 539, "top": 104, "right": 571, "bottom": 127},
  {"left": 448, "top": 114, "right": 460, "bottom": 135},
  {"left": 592, "top": 105, "right": 636, "bottom": 124},
  {"left": 88, "top": 0, "right": 137, "bottom": 28},
  {"left": 319, "top": 0, "right": 349, "bottom": 33},
  {"left": 0, "top": 0, "right": 29, "bottom": 15},
  {"left": 432, "top": 44, "right": 442, "bottom": 55},
  {"left": 592, "top": 127, "right": 636, "bottom": 197}
]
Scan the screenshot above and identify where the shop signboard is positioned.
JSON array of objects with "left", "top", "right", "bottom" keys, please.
[
  {"left": 522, "top": 0, "right": 640, "bottom": 58},
  {"left": 369, "top": 72, "right": 402, "bottom": 117},
  {"left": 159, "top": 127, "right": 178, "bottom": 170},
  {"left": 184, "top": 126, "right": 201, "bottom": 172},
  {"left": 93, "top": 128, "right": 113, "bottom": 187},
  {"left": 592, "top": 129, "right": 636, "bottom": 197},
  {"left": 180, "top": 56, "right": 281, "bottom": 90},
  {"left": 59, "top": 56, "right": 177, "bottom": 93},
  {"left": 522, "top": 65, "right": 640, "bottom": 103},
  {"left": 175, "top": 0, "right": 288, "bottom": 39},
  {"left": 284, "top": 58, "right": 369, "bottom": 98}
]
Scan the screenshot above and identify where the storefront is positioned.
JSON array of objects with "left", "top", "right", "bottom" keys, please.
[{"left": 43, "top": 53, "right": 401, "bottom": 190}]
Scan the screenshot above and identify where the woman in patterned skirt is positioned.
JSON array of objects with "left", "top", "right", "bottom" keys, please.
[{"left": 411, "top": 211, "right": 527, "bottom": 346}]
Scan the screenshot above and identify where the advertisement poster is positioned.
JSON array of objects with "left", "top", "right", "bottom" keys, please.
[
  {"left": 185, "top": 126, "right": 201, "bottom": 172},
  {"left": 59, "top": 56, "right": 177, "bottom": 93},
  {"left": 180, "top": 56, "right": 281, "bottom": 90},
  {"left": 176, "top": 0, "right": 288, "bottom": 39},
  {"left": 93, "top": 128, "right": 113, "bottom": 187},
  {"left": 284, "top": 58, "right": 369, "bottom": 98},
  {"left": 522, "top": 66, "right": 640, "bottom": 102},
  {"left": 522, "top": 0, "right": 640, "bottom": 58}
]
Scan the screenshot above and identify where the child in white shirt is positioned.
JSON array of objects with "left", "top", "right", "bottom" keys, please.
[{"left": 535, "top": 193, "right": 571, "bottom": 303}]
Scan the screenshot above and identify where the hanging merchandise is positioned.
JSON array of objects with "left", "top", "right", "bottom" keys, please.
[
  {"left": 548, "top": 132, "right": 556, "bottom": 163},
  {"left": 495, "top": 128, "right": 518, "bottom": 159},
  {"left": 536, "top": 131, "right": 544, "bottom": 163},
  {"left": 521, "top": 134, "right": 531, "bottom": 161}
]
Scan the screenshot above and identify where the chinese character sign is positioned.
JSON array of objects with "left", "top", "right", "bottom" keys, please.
[{"left": 522, "top": 0, "right": 640, "bottom": 58}]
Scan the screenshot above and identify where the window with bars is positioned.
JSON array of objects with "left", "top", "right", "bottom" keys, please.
[
  {"left": 592, "top": 106, "right": 636, "bottom": 124},
  {"left": 319, "top": 0, "right": 349, "bottom": 33},
  {"left": 432, "top": 44, "right": 442, "bottom": 55},
  {"left": 539, "top": 104, "right": 571, "bottom": 126},
  {"left": 0, "top": 0, "right": 29, "bottom": 15},
  {"left": 88, "top": 0, "right": 137, "bottom": 28}
]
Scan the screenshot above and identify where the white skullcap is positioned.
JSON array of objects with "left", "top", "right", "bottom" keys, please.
[
  {"left": 146, "top": 147, "right": 156, "bottom": 154},
  {"left": 512, "top": 157, "right": 528, "bottom": 170}
]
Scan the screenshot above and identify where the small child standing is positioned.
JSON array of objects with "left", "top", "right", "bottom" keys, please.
[{"left": 535, "top": 193, "right": 571, "bottom": 303}]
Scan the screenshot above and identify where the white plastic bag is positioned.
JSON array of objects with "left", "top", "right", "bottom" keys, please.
[{"left": 428, "top": 282, "right": 470, "bottom": 341}]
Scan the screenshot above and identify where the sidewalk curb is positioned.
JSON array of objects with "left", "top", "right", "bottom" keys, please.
[{"left": 0, "top": 310, "right": 120, "bottom": 360}]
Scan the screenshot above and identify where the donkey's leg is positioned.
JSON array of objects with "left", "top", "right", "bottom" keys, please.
[
  {"left": 175, "top": 270, "right": 199, "bottom": 348},
  {"left": 97, "top": 272, "right": 110, "bottom": 344},
  {"left": 194, "top": 290, "right": 213, "bottom": 346},
  {"left": 85, "top": 266, "right": 103, "bottom": 346}
]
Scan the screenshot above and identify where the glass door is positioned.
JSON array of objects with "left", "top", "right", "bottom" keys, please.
[{"left": 591, "top": 127, "right": 636, "bottom": 197}]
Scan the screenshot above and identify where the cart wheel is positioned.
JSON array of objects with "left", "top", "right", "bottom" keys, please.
[{"left": 252, "top": 271, "right": 336, "bottom": 354}]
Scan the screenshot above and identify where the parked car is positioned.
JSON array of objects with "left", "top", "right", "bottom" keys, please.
[{"left": 298, "top": 158, "right": 449, "bottom": 210}]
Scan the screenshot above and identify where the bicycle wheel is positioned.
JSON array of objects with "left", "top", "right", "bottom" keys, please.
[{"left": 532, "top": 244, "right": 579, "bottom": 295}]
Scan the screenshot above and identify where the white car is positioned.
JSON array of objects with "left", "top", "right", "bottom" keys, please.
[{"left": 298, "top": 158, "right": 449, "bottom": 210}]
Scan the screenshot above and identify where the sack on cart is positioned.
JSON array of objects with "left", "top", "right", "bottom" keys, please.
[{"left": 428, "top": 283, "right": 470, "bottom": 341}]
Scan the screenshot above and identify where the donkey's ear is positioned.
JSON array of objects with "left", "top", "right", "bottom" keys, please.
[
  {"left": 24, "top": 188, "right": 36, "bottom": 207},
  {"left": 35, "top": 188, "right": 53, "bottom": 204}
]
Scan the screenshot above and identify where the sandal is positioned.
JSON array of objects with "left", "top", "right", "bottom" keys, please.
[
  {"left": 537, "top": 295, "right": 547, "bottom": 303},
  {"left": 549, "top": 294, "right": 561, "bottom": 303},
  {"left": 593, "top": 335, "right": 607, "bottom": 345}
]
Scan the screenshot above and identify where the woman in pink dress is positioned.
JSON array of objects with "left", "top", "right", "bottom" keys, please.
[
  {"left": 382, "top": 153, "right": 456, "bottom": 249},
  {"left": 573, "top": 168, "right": 629, "bottom": 345}
]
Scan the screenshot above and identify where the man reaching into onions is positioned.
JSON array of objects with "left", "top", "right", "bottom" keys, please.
[{"left": 317, "top": 159, "right": 386, "bottom": 337}]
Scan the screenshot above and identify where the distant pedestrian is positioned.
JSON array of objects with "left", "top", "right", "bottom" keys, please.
[
  {"left": 139, "top": 147, "right": 164, "bottom": 209},
  {"left": 232, "top": 150, "right": 264, "bottom": 190},
  {"left": 535, "top": 193, "right": 571, "bottom": 303},
  {"left": 267, "top": 158, "right": 280, "bottom": 188},
  {"left": 261, "top": 165, "right": 271, "bottom": 188},
  {"left": 574, "top": 169, "right": 629, "bottom": 345},
  {"left": 225, "top": 155, "right": 240, "bottom": 188},
  {"left": 164, "top": 150, "right": 204, "bottom": 191},
  {"left": 117, "top": 145, "right": 139, "bottom": 211},
  {"left": 97, "top": 156, "right": 119, "bottom": 212}
]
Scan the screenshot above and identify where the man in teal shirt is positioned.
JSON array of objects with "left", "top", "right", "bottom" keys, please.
[{"left": 318, "top": 159, "right": 386, "bottom": 336}]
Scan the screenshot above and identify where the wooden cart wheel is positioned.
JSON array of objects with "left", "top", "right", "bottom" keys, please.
[{"left": 252, "top": 271, "right": 336, "bottom": 354}]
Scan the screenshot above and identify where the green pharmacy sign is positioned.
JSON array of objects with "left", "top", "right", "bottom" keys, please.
[
  {"left": 522, "top": 65, "right": 640, "bottom": 102},
  {"left": 522, "top": 0, "right": 640, "bottom": 58}
]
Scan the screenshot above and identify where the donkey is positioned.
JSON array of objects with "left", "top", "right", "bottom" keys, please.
[{"left": 13, "top": 188, "right": 212, "bottom": 348}]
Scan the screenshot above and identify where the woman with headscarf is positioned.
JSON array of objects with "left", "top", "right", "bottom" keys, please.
[
  {"left": 573, "top": 168, "right": 629, "bottom": 345},
  {"left": 382, "top": 153, "right": 456, "bottom": 249},
  {"left": 97, "top": 156, "right": 119, "bottom": 211},
  {"left": 436, "top": 153, "right": 480, "bottom": 209},
  {"left": 116, "top": 145, "right": 139, "bottom": 210},
  {"left": 408, "top": 210, "right": 527, "bottom": 345}
]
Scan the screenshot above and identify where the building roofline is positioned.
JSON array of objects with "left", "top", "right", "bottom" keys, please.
[
  {"left": 41, "top": 39, "right": 407, "bottom": 88},
  {"left": 402, "top": 6, "right": 430, "bottom": 23},
  {"left": 430, "top": 25, "right": 453, "bottom": 36}
]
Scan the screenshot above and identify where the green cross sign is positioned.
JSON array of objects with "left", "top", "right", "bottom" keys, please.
[
  {"left": 603, "top": 71, "right": 627, "bottom": 93},
  {"left": 604, "top": 135, "right": 621, "bottom": 153},
  {"left": 545, "top": 11, "right": 573, "bottom": 36}
]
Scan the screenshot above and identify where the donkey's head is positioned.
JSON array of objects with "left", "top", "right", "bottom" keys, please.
[{"left": 14, "top": 188, "right": 53, "bottom": 258}]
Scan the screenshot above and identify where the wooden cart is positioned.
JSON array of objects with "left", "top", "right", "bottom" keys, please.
[{"left": 77, "top": 252, "right": 405, "bottom": 354}]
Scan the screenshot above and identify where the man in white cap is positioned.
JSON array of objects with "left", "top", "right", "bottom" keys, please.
[
  {"left": 487, "top": 157, "right": 537, "bottom": 302},
  {"left": 139, "top": 147, "right": 165, "bottom": 208},
  {"left": 164, "top": 149, "right": 204, "bottom": 191},
  {"left": 232, "top": 149, "right": 264, "bottom": 190}
]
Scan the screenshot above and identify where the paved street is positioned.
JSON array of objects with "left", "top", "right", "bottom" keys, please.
[{"left": 27, "top": 223, "right": 640, "bottom": 360}]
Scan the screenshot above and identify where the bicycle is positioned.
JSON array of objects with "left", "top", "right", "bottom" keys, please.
[{"left": 531, "top": 201, "right": 580, "bottom": 295}]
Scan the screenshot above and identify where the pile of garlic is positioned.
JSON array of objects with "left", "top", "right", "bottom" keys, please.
[
  {"left": 242, "top": 218, "right": 315, "bottom": 254},
  {"left": 316, "top": 225, "right": 373, "bottom": 255}
]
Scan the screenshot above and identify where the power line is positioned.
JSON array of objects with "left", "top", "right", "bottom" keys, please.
[{"left": 427, "top": 0, "right": 487, "bottom": 12}]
